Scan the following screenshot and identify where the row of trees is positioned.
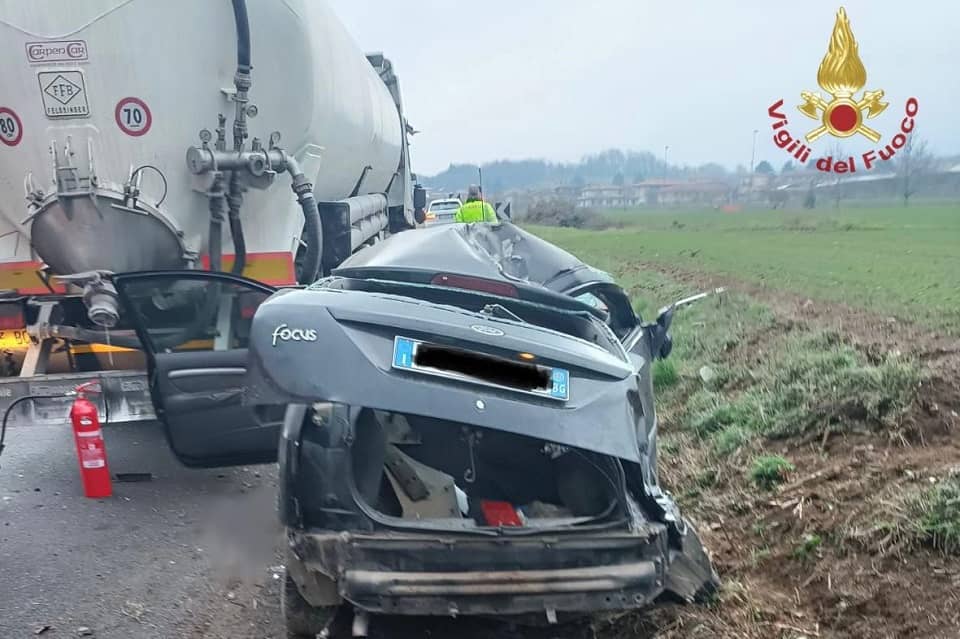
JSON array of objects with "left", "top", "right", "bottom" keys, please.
[
  {"left": 425, "top": 138, "right": 942, "bottom": 207},
  {"left": 801, "top": 137, "right": 936, "bottom": 207},
  {"left": 423, "top": 148, "right": 726, "bottom": 193}
]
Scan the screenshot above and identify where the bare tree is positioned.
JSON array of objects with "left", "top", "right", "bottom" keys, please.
[
  {"left": 803, "top": 178, "right": 817, "bottom": 209},
  {"left": 896, "top": 135, "right": 933, "bottom": 207},
  {"left": 825, "top": 142, "right": 847, "bottom": 208},
  {"left": 767, "top": 188, "right": 788, "bottom": 209}
]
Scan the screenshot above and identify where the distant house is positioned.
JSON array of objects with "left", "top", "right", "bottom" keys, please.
[
  {"left": 577, "top": 184, "right": 645, "bottom": 208},
  {"left": 659, "top": 181, "right": 732, "bottom": 207},
  {"left": 576, "top": 180, "right": 731, "bottom": 208},
  {"left": 553, "top": 185, "right": 580, "bottom": 197},
  {"left": 739, "top": 173, "right": 774, "bottom": 192}
]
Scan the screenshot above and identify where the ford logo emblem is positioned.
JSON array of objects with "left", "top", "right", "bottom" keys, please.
[{"left": 471, "top": 324, "right": 504, "bottom": 337}]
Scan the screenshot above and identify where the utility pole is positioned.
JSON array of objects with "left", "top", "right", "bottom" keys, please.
[
  {"left": 662, "top": 145, "right": 669, "bottom": 207},
  {"left": 749, "top": 129, "right": 758, "bottom": 195}
]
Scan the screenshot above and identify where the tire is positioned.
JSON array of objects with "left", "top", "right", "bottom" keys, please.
[{"left": 282, "top": 571, "right": 340, "bottom": 638}]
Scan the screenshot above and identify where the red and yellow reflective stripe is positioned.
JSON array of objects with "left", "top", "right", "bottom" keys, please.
[
  {"left": 0, "top": 260, "right": 66, "bottom": 294},
  {"left": 198, "top": 251, "right": 296, "bottom": 286},
  {"left": 0, "top": 251, "right": 297, "bottom": 295}
]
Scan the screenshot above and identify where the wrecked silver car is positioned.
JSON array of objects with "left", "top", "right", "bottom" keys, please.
[
  {"left": 243, "top": 222, "right": 718, "bottom": 635},
  {"left": 106, "top": 222, "right": 717, "bottom": 637}
]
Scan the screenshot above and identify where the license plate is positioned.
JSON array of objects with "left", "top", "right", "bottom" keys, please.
[{"left": 392, "top": 336, "right": 570, "bottom": 401}]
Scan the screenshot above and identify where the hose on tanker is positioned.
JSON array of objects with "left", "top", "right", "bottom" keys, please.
[
  {"left": 231, "top": 0, "right": 251, "bottom": 73},
  {"left": 295, "top": 190, "right": 323, "bottom": 284},
  {"left": 208, "top": 172, "right": 226, "bottom": 273},
  {"left": 288, "top": 159, "right": 323, "bottom": 284},
  {"left": 227, "top": 171, "right": 247, "bottom": 276},
  {"left": 227, "top": 0, "right": 320, "bottom": 284},
  {"left": 225, "top": 0, "right": 249, "bottom": 276},
  {"left": 49, "top": 326, "right": 142, "bottom": 350},
  {"left": 231, "top": 0, "right": 252, "bottom": 151}
]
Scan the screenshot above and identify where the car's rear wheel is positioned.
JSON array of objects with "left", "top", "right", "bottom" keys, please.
[{"left": 282, "top": 571, "right": 340, "bottom": 638}]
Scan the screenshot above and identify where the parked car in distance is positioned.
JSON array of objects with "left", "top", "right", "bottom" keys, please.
[{"left": 424, "top": 198, "right": 462, "bottom": 226}]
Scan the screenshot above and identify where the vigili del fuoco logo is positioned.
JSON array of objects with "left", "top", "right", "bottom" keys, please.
[{"left": 767, "top": 7, "right": 918, "bottom": 174}]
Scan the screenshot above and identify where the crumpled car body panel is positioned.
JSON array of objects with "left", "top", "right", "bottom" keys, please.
[
  {"left": 240, "top": 221, "right": 718, "bottom": 619},
  {"left": 243, "top": 286, "right": 646, "bottom": 463}
]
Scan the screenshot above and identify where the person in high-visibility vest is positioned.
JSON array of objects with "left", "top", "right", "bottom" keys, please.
[{"left": 454, "top": 185, "right": 498, "bottom": 223}]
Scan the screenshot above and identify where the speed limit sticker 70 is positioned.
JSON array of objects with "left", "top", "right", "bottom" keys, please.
[
  {"left": 0, "top": 107, "right": 23, "bottom": 147},
  {"left": 114, "top": 97, "right": 152, "bottom": 137}
]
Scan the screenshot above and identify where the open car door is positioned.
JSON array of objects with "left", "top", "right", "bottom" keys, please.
[{"left": 112, "top": 271, "right": 281, "bottom": 468}]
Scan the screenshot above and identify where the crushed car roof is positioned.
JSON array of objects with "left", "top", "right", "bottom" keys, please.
[{"left": 333, "top": 222, "right": 618, "bottom": 296}]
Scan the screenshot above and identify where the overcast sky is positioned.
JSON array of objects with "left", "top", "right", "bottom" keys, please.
[{"left": 326, "top": 0, "right": 959, "bottom": 176}]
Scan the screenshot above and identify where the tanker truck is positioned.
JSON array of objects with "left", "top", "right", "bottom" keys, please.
[{"left": 0, "top": 0, "right": 427, "bottom": 427}]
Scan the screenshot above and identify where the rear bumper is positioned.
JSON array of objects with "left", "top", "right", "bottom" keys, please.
[{"left": 288, "top": 526, "right": 670, "bottom": 617}]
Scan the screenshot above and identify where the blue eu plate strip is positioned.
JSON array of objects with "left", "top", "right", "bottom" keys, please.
[
  {"left": 393, "top": 337, "right": 415, "bottom": 369},
  {"left": 550, "top": 368, "right": 570, "bottom": 401}
]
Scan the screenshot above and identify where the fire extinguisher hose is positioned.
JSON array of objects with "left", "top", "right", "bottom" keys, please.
[{"left": 0, "top": 393, "right": 107, "bottom": 467}]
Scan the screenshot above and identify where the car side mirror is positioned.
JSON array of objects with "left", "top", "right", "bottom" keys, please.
[
  {"left": 643, "top": 307, "right": 674, "bottom": 361},
  {"left": 643, "top": 288, "right": 725, "bottom": 361}
]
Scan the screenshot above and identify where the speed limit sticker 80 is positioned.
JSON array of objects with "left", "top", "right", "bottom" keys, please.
[
  {"left": 114, "top": 97, "right": 152, "bottom": 137},
  {"left": 0, "top": 107, "right": 23, "bottom": 147}
]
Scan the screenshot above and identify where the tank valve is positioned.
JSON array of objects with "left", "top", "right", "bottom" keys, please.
[{"left": 56, "top": 271, "right": 121, "bottom": 329}]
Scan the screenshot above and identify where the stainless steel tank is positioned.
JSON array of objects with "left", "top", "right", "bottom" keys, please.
[{"left": 0, "top": 0, "right": 404, "bottom": 289}]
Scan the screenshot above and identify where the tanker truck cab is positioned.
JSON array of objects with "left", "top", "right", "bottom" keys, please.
[{"left": 109, "top": 222, "right": 718, "bottom": 638}]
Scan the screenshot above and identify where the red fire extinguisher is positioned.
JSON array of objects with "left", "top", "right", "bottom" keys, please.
[{"left": 70, "top": 381, "right": 112, "bottom": 498}]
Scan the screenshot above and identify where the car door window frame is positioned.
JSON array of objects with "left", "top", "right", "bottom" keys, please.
[{"left": 112, "top": 270, "right": 277, "bottom": 359}]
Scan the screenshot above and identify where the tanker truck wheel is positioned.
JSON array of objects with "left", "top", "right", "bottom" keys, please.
[{"left": 282, "top": 571, "right": 342, "bottom": 638}]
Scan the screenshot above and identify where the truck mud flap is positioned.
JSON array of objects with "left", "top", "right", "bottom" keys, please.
[{"left": 0, "top": 371, "right": 154, "bottom": 427}]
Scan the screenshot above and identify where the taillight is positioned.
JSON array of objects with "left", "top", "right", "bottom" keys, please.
[
  {"left": 0, "top": 304, "right": 25, "bottom": 330},
  {"left": 431, "top": 273, "right": 519, "bottom": 298}
]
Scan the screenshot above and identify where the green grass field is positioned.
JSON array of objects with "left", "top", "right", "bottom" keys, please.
[
  {"left": 529, "top": 204, "right": 960, "bottom": 333},
  {"left": 523, "top": 204, "right": 958, "bottom": 634}
]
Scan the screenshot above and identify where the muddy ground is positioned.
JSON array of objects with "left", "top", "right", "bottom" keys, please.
[{"left": 609, "top": 263, "right": 960, "bottom": 639}]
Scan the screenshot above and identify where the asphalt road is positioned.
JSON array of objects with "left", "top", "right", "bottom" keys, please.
[
  {"left": 0, "top": 420, "right": 601, "bottom": 639},
  {"left": 0, "top": 419, "right": 285, "bottom": 639}
]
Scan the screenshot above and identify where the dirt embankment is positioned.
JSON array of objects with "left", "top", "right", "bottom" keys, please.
[{"left": 617, "top": 263, "right": 960, "bottom": 639}]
